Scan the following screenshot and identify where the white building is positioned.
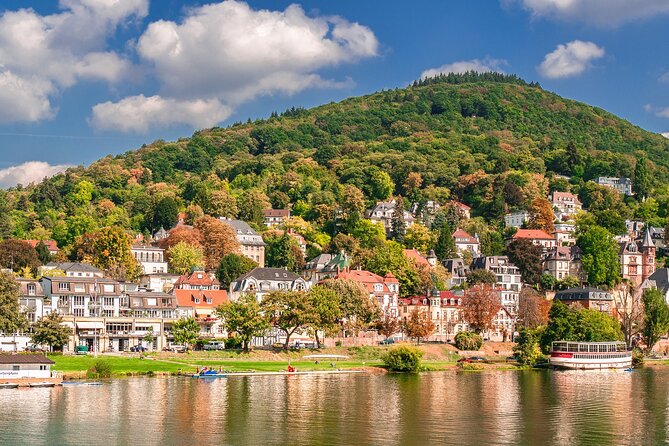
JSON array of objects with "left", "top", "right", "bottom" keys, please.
[
  {"left": 367, "top": 200, "right": 416, "bottom": 233},
  {"left": 220, "top": 219, "right": 266, "bottom": 267},
  {"left": 452, "top": 228, "right": 480, "bottom": 257},
  {"left": 504, "top": 211, "right": 529, "bottom": 229},
  {"left": 470, "top": 256, "right": 522, "bottom": 316},
  {"left": 131, "top": 245, "right": 168, "bottom": 274},
  {"left": 596, "top": 177, "right": 633, "bottom": 196},
  {"left": 0, "top": 355, "right": 55, "bottom": 379},
  {"left": 41, "top": 262, "right": 104, "bottom": 278},
  {"left": 550, "top": 191, "right": 582, "bottom": 221},
  {"left": 229, "top": 267, "right": 308, "bottom": 301}
]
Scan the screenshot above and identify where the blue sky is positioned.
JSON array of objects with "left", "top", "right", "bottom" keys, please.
[{"left": 1, "top": 0, "right": 669, "bottom": 187}]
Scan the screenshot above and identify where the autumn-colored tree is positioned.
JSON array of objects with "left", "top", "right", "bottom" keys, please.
[
  {"left": 527, "top": 198, "right": 555, "bottom": 234},
  {"left": 403, "top": 308, "right": 435, "bottom": 344},
  {"left": 461, "top": 284, "right": 500, "bottom": 334},
  {"left": 377, "top": 315, "right": 401, "bottom": 339},
  {"left": 262, "top": 290, "right": 312, "bottom": 349},
  {"left": 207, "top": 189, "right": 238, "bottom": 218},
  {"left": 403, "top": 172, "right": 423, "bottom": 200},
  {"left": 158, "top": 226, "right": 203, "bottom": 251},
  {"left": 184, "top": 204, "right": 204, "bottom": 225},
  {"left": 168, "top": 241, "right": 204, "bottom": 275},
  {"left": 517, "top": 288, "right": 550, "bottom": 329},
  {"left": 194, "top": 216, "right": 240, "bottom": 269},
  {"left": 339, "top": 184, "right": 366, "bottom": 231},
  {"left": 0, "top": 239, "right": 40, "bottom": 271},
  {"left": 404, "top": 223, "right": 435, "bottom": 253},
  {"left": 237, "top": 190, "right": 270, "bottom": 226},
  {"left": 71, "top": 227, "right": 142, "bottom": 281}
]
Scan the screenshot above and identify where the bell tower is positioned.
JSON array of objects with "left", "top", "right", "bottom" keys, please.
[{"left": 640, "top": 227, "right": 656, "bottom": 281}]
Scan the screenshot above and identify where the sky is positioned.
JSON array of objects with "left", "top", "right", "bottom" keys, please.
[{"left": 1, "top": 0, "right": 669, "bottom": 188}]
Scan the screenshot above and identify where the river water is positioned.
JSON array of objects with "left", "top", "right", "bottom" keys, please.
[{"left": 1, "top": 368, "right": 668, "bottom": 446}]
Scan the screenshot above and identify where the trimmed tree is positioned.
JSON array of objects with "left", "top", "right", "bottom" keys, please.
[
  {"left": 217, "top": 294, "right": 270, "bottom": 351},
  {"left": 31, "top": 312, "right": 71, "bottom": 351},
  {"left": 171, "top": 317, "right": 200, "bottom": 350}
]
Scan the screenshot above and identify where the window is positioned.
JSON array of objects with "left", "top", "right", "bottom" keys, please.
[
  {"left": 73, "top": 296, "right": 85, "bottom": 306},
  {"left": 27, "top": 284, "right": 36, "bottom": 296},
  {"left": 103, "top": 284, "right": 114, "bottom": 293},
  {"left": 73, "top": 308, "right": 84, "bottom": 317},
  {"left": 58, "top": 282, "right": 70, "bottom": 292},
  {"left": 104, "top": 297, "right": 115, "bottom": 307},
  {"left": 12, "top": 365, "right": 19, "bottom": 371},
  {"left": 206, "top": 298, "right": 212, "bottom": 304}
]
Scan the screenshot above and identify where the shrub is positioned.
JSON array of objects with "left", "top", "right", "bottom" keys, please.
[
  {"left": 454, "top": 331, "right": 483, "bottom": 351},
  {"left": 87, "top": 359, "right": 112, "bottom": 378},
  {"left": 224, "top": 336, "right": 243, "bottom": 350},
  {"left": 457, "top": 362, "right": 484, "bottom": 371},
  {"left": 632, "top": 348, "right": 644, "bottom": 367},
  {"left": 513, "top": 328, "right": 544, "bottom": 366},
  {"left": 382, "top": 346, "right": 423, "bottom": 373}
]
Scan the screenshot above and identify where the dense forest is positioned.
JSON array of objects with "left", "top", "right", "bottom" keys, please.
[{"left": 2, "top": 73, "right": 668, "bottom": 286}]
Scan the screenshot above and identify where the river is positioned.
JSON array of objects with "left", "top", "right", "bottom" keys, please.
[{"left": 1, "top": 368, "right": 668, "bottom": 445}]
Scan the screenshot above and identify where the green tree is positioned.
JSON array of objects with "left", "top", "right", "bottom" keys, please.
[
  {"left": 35, "top": 241, "right": 52, "bottom": 264},
  {"left": 433, "top": 223, "right": 456, "bottom": 261},
  {"left": 577, "top": 225, "right": 621, "bottom": 287},
  {"left": 0, "top": 273, "right": 27, "bottom": 334},
  {"left": 152, "top": 197, "right": 179, "bottom": 231},
  {"left": 369, "top": 170, "right": 394, "bottom": 200},
  {"left": 306, "top": 285, "right": 341, "bottom": 348},
  {"left": 467, "top": 269, "right": 497, "bottom": 285},
  {"left": 506, "top": 238, "right": 543, "bottom": 284},
  {"left": 319, "top": 279, "right": 381, "bottom": 334},
  {"left": 143, "top": 327, "right": 155, "bottom": 349},
  {"left": 382, "top": 345, "right": 423, "bottom": 373},
  {"left": 390, "top": 197, "right": 407, "bottom": 243},
  {"left": 168, "top": 241, "right": 204, "bottom": 275},
  {"left": 634, "top": 157, "right": 651, "bottom": 200},
  {"left": 642, "top": 288, "right": 669, "bottom": 353},
  {"left": 264, "top": 232, "right": 302, "bottom": 272},
  {"left": 263, "top": 290, "right": 312, "bottom": 349},
  {"left": 216, "top": 253, "right": 257, "bottom": 290},
  {"left": 31, "top": 312, "right": 71, "bottom": 351},
  {"left": 72, "top": 226, "right": 142, "bottom": 281},
  {"left": 171, "top": 317, "right": 200, "bottom": 350},
  {"left": 217, "top": 294, "right": 270, "bottom": 351},
  {"left": 513, "top": 327, "right": 544, "bottom": 366},
  {"left": 454, "top": 331, "right": 483, "bottom": 351}
]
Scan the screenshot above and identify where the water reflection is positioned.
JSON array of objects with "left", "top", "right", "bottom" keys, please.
[{"left": 1, "top": 369, "right": 668, "bottom": 445}]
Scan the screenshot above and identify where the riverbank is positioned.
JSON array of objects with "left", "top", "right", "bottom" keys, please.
[{"left": 48, "top": 343, "right": 525, "bottom": 378}]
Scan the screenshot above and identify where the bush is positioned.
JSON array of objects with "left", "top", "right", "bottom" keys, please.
[
  {"left": 513, "top": 328, "right": 544, "bottom": 366},
  {"left": 382, "top": 346, "right": 423, "bottom": 373},
  {"left": 454, "top": 331, "right": 483, "bottom": 351},
  {"left": 87, "top": 359, "right": 112, "bottom": 378},
  {"left": 457, "top": 362, "right": 484, "bottom": 371},
  {"left": 224, "top": 336, "right": 243, "bottom": 350},
  {"left": 632, "top": 348, "right": 644, "bottom": 367}
]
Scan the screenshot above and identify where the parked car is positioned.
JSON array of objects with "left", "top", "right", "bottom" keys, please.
[
  {"left": 379, "top": 338, "right": 395, "bottom": 345},
  {"left": 25, "top": 345, "right": 44, "bottom": 352},
  {"left": 203, "top": 341, "right": 225, "bottom": 351},
  {"left": 166, "top": 344, "right": 186, "bottom": 353},
  {"left": 129, "top": 345, "right": 147, "bottom": 353}
]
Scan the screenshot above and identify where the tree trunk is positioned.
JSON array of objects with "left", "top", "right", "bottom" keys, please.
[{"left": 315, "top": 330, "right": 321, "bottom": 349}]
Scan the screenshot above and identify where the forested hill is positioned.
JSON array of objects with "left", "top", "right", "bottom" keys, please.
[{"left": 3, "top": 72, "right": 669, "bottom": 247}]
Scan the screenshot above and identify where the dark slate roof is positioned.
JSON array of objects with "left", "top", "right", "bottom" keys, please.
[
  {"left": 648, "top": 268, "right": 669, "bottom": 293},
  {"left": 555, "top": 287, "right": 612, "bottom": 301},
  {"left": 233, "top": 267, "right": 301, "bottom": 282},
  {"left": 0, "top": 354, "right": 54, "bottom": 365}
]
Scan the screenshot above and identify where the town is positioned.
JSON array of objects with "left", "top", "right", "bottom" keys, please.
[{"left": 1, "top": 172, "right": 666, "bottom": 361}]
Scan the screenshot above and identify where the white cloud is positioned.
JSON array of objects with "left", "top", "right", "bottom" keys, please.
[
  {"left": 0, "top": 71, "right": 56, "bottom": 123},
  {"left": 511, "top": 0, "right": 669, "bottom": 27},
  {"left": 421, "top": 58, "right": 507, "bottom": 78},
  {"left": 645, "top": 104, "right": 669, "bottom": 119},
  {"left": 92, "top": 1, "right": 378, "bottom": 132},
  {"left": 0, "top": 161, "right": 72, "bottom": 188},
  {"left": 90, "top": 95, "right": 233, "bottom": 133},
  {"left": 662, "top": 132, "right": 669, "bottom": 139},
  {"left": 538, "top": 40, "right": 605, "bottom": 79},
  {"left": 136, "top": 1, "right": 377, "bottom": 102},
  {"left": 0, "top": 0, "right": 146, "bottom": 123}
]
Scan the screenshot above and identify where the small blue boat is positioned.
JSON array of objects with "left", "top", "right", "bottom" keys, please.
[{"left": 192, "top": 369, "right": 227, "bottom": 378}]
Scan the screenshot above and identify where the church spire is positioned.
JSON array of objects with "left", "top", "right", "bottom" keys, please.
[{"left": 641, "top": 226, "right": 655, "bottom": 248}]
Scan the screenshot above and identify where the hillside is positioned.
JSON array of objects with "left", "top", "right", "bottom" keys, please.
[{"left": 2, "top": 72, "right": 668, "bottom": 250}]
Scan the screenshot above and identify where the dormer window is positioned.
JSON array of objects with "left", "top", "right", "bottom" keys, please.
[
  {"left": 194, "top": 298, "right": 200, "bottom": 304},
  {"left": 205, "top": 298, "right": 212, "bottom": 304},
  {"left": 27, "top": 284, "right": 36, "bottom": 296}
]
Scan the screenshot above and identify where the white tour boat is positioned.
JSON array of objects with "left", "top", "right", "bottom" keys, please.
[{"left": 549, "top": 341, "right": 632, "bottom": 370}]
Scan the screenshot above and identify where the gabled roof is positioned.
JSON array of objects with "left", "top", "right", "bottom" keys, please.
[
  {"left": 452, "top": 228, "right": 479, "bottom": 244},
  {"left": 24, "top": 240, "right": 59, "bottom": 251},
  {"left": 234, "top": 267, "right": 301, "bottom": 283},
  {"left": 452, "top": 200, "right": 471, "bottom": 211},
  {"left": 403, "top": 249, "right": 429, "bottom": 267},
  {"left": 175, "top": 271, "right": 220, "bottom": 287},
  {"left": 513, "top": 229, "right": 553, "bottom": 240},
  {"left": 263, "top": 209, "right": 290, "bottom": 218},
  {"left": 648, "top": 268, "right": 669, "bottom": 293},
  {"left": 551, "top": 191, "right": 582, "bottom": 205},
  {"left": 0, "top": 354, "right": 54, "bottom": 365},
  {"left": 45, "top": 262, "right": 103, "bottom": 274},
  {"left": 174, "top": 289, "right": 228, "bottom": 308},
  {"left": 334, "top": 269, "right": 395, "bottom": 294}
]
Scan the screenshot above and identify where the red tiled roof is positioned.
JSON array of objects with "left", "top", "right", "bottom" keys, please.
[
  {"left": 452, "top": 201, "right": 471, "bottom": 210},
  {"left": 403, "top": 249, "right": 429, "bottom": 267},
  {"left": 551, "top": 191, "right": 582, "bottom": 205},
  {"left": 384, "top": 272, "right": 399, "bottom": 283},
  {"left": 513, "top": 229, "right": 553, "bottom": 240},
  {"left": 24, "top": 240, "right": 59, "bottom": 251},
  {"left": 174, "top": 289, "right": 228, "bottom": 309},
  {"left": 174, "top": 271, "right": 220, "bottom": 287},
  {"left": 452, "top": 228, "right": 479, "bottom": 244},
  {"left": 335, "top": 269, "right": 394, "bottom": 294},
  {"left": 264, "top": 209, "right": 290, "bottom": 218}
]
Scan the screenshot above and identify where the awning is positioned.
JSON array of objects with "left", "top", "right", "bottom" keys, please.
[{"left": 76, "top": 322, "right": 104, "bottom": 330}]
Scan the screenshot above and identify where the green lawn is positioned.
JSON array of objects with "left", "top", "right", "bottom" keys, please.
[{"left": 49, "top": 355, "right": 195, "bottom": 375}]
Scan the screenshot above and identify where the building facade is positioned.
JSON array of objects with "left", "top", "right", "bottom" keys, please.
[
  {"left": 131, "top": 244, "right": 168, "bottom": 274},
  {"left": 221, "top": 219, "right": 266, "bottom": 267},
  {"left": 229, "top": 267, "right": 308, "bottom": 301},
  {"left": 596, "top": 177, "right": 633, "bottom": 196}
]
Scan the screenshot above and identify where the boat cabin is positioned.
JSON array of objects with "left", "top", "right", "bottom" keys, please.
[{"left": 0, "top": 354, "right": 55, "bottom": 379}]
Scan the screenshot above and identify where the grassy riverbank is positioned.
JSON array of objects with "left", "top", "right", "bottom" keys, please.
[{"left": 49, "top": 343, "right": 519, "bottom": 378}]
